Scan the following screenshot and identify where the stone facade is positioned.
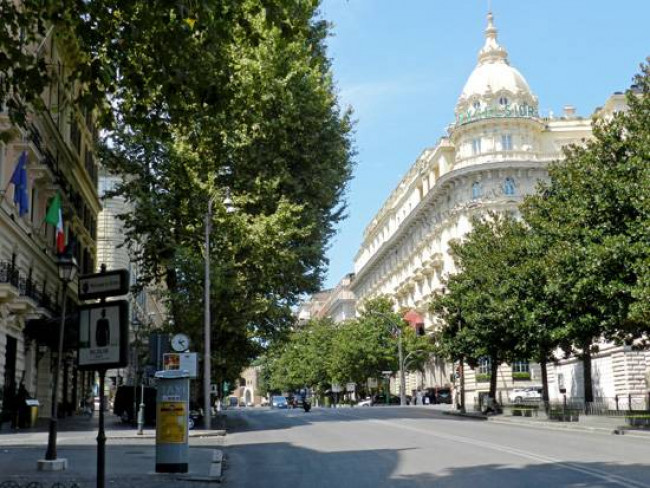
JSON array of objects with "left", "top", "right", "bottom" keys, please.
[{"left": 0, "top": 25, "right": 100, "bottom": 419}]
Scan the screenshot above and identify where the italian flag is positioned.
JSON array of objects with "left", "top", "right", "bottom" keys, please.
[{"left": 45, "top": 192, "right": 65, "bottom": 254}]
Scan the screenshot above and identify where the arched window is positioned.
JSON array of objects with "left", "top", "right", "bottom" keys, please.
[
  {"left": 504, "top": 177, "right": 515, "bottom": 196},
  {"left": 499, "top": 96, "right": 509, "bottom": 106},
  {"left": 473, "top": 101, "right": 481, "bottom": 111},
  {"left": 472, "top": 182, "right": 481, "bottom": 200}
]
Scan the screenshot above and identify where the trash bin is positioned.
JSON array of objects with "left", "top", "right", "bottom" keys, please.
[{"left": 21, "top": 399, "right": 40, "bottom": 428}]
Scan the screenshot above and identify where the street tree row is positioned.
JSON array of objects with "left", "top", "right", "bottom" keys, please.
[
  {"left": 261, "top": 297, "right": 433, "bottom": 399},
  {"left": 430, "top": 61, "right": 650, "bottom": 405}
]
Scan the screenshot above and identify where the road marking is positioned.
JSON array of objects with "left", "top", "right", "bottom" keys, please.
[{"left": 331, "top": 410, "right": 649, "bottom": 488}]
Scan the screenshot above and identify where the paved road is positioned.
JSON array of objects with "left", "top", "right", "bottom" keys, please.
[{"left": 223, "top": 406, "right": 650, "bottom": 488}]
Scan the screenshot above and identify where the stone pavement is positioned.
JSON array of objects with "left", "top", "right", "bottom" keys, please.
[{"left": 0, "top": 412, "right": 225, "bottom": 487}]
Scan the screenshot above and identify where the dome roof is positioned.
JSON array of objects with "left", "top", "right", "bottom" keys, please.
[{"left": 456, "top": 13, "right": 537, "bottom": 115}]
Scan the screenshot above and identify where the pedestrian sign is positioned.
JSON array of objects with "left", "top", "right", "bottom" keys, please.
[{"left": 78, "top": 301, "right": 129, "bottom": 370}]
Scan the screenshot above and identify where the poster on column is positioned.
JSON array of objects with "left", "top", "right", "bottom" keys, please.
[{"left": 78, "top": 300, "right": 129, "bottom": 370}]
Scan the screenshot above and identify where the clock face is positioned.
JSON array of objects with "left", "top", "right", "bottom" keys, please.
[{"left": 171, "top": 333, "right": 190, "bottom": 352}]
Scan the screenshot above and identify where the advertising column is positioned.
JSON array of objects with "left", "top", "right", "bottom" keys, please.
[{"left": 155, "top": 370, "right": 190, "bottom": 473}]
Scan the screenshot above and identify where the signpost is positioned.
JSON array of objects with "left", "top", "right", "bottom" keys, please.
[
  {"left": 163, "top": 352, "right": 198, "bottom": 378},
  {"left": 77, "top": 266, "right": 129, "bottom": 488}
]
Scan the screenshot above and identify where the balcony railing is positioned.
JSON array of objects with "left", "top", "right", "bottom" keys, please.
[{"left": 0, "top": 261, "right": 20, "bottom": 287}]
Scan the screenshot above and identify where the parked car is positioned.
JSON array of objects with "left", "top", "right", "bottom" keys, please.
[
  {"left": 423, "top": 387, "right": 452, "bottom": 404},
  {"left": 358, "top": 397, "right": 373, "bottom": 407},
  {"left": 368, "top": 394, "right": 411, "bottom": 406},
  {"left": 113, "top": 385, "right": 157, "bottom": 425},
  {"left": 271, "top": 395, "right": 288, "bottom": 409},
  {"left": 509, "top": 387, "right": 543, "bottom": 403}
]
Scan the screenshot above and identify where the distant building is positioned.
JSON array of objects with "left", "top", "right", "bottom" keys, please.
[
  {"left": 296, "top": 273, "right": 356, "bottom": 325},
  {"left": 96, "top": 169, "right": 167, "bottom": 391}
]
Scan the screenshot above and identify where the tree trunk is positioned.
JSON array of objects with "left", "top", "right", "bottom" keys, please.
[
  {"left": 539, "top": 350, "right": 550, "bottom": 404},
  {"left": 489, "top": 355, "right": 498, "bottom": 402},
  {"left": 582, "top": 342, "right": 594, "bottom": 404}
]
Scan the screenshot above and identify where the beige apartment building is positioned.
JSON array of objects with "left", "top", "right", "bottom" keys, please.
[
  {"left": 350, "top": 13, "right": 647, "bottom": 408},
  {"left": 0, "top": 27, "right": 100, "bottom": 420}
]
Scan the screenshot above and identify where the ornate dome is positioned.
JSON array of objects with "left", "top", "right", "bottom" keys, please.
[{"left": 455, "top": 13, "right": 538, "bottom": 120}]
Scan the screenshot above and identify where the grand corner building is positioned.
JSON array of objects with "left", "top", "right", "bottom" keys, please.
[
  {"left": 0, "top": 26, "right": 101, "bottom": 421},
  {"left": 350, "top": 13, "right": 644, "bottom": 407}
]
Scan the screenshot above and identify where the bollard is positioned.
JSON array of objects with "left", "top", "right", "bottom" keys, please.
[{"left": 155, "top": 370, "right": 190, "bottom": 473}]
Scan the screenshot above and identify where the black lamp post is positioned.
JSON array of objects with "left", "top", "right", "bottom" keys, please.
[{"left": 44, "top": 253, "right": 78, "bottom": 461}]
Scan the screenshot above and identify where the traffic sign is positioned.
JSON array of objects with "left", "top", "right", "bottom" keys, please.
[
  {"left": 78, "top": 269, "right": 130, "bottom": 300},
  {"left": 346, "top": 382, "right": 356, "bottom": 392},
  {"left": 78, "top": 300, "right": 129, "bottom": 370},
  {"left": 331, "top": 383, "right": 341, "bottom": 393}
]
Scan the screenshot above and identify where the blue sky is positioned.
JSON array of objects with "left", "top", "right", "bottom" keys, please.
[{"left": 318, "top": 0, "right": 650, "bottom": 289}]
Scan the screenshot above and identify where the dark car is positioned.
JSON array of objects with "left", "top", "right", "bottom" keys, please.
[
  {"left": 424, "top": 387, "right": 452, "bottom": 404},
  {"left": 113, "top": 385, "right": 157, "bottom": 425},
  {"left": 372, "top": 394, "right": 411, "bottom": 405}
]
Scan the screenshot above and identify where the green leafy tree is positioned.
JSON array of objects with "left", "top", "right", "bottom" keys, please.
[
  {"left": 521, "top": 61, "right": 650, "bottom": 402},
  {"left": 430, "top": 214, "right": 527, "bottom": 401}
]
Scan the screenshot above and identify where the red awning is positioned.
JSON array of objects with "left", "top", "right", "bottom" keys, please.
[{"left": 403, "top": 310, "right": 424, "bottom": 328}]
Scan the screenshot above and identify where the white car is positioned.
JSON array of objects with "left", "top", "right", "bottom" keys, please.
[
  {"left": 357, "top": 397, "right": 373, "bottom": 407},
  {"left": 509, "top": 387, "right": 543, "bottom": 403}
]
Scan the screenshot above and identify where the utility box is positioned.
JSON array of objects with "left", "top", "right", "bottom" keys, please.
[{"left": 154, "top": 370, "right": 190, "bottom": 473}]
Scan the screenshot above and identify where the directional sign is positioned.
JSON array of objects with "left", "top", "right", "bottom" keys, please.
[
  {"left": 78, "top": 300, "right": 129, "bottom": 370},
  {"left": 78, "top": 270, "right": 130, "bottom": 301}
]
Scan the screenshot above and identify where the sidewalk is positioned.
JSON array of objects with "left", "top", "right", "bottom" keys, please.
[
  {"left": 0, "top": 411, "right": 225, "bottom": 487},
  {"left": 442, "top": 407, "right": 650, "bottom": 438}
]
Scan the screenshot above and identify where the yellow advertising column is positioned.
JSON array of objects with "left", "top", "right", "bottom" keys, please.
[{"left": 155, "top": 370, "right": 190, "bottom": 473}]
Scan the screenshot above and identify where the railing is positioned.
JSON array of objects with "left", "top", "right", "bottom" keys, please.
[{"left": 0, "top": 261, "right": 20, "bottom": 287}]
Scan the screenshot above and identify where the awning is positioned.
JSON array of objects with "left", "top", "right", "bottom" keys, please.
[{"left": 403, "top": 310, "right": 424, "bottom": 328}]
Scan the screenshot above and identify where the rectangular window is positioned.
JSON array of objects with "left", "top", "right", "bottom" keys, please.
[
  {"left": 472, "top": 138, "right": 481, "bottom": 155},
  {"left": 501, "top": 134, "right": 513, "bottom": 151},
  {"left": 478, "top": 357, "right": 492, "bottom": 376},
  {"left": 512, "top": 360, "right": 529, "bottom": 374}
]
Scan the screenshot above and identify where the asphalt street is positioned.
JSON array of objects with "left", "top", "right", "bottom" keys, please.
[{"left": 223, "top": 405, "right": 650, "bottom": 488}]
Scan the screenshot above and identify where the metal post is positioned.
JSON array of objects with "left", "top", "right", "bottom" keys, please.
[
  {"left": 459, "top": 357, "right": 466, "bottom": 413},
  {"left": 397, "top": 332, "right": 406, "bottom": 406},
  {"left": 45, "top": 280, "right": 68, "bottom": 460},
  {"left": 203, "top": 197, "right": 214, "bottom": 430},
  {"left": 97, "top": 369, "right": 106, "bottom": 488},
  {"left": 137, "top": 382, "right": 145, "bottom": 435}
]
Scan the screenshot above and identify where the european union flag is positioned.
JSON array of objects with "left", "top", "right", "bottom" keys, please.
[{"left": 9, "top": 151, "right": 29, "bottom": 217}]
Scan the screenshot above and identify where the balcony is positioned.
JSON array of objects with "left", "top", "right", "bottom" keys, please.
[{"left": 0, "top": 261, "right": 20, "bottom": 302}]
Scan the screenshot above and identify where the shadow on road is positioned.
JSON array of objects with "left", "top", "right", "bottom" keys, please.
[{"left": 225, "top": 439, "right": 650, "bottom": 488}]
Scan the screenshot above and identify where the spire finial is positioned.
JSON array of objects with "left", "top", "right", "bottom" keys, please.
[{"left": 478, "top": 11, "right": 508, "bottom": 65}]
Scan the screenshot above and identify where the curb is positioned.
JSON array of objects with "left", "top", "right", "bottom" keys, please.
[
  {"left": 177, "top": 449, "right": 223, "bottom": 483},
  {"left": 442, "top": 411, "right": 488, "bottom": 420},
  {"left": 487, "top": 417, "right": 650, "bottom": 438},
  {"left": 107, "top": 430, "right": 227, "bottom": 440}
]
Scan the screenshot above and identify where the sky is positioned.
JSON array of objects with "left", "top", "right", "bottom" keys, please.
[{"left": 317, "top": 0, "right": 650, "bottom": 290}]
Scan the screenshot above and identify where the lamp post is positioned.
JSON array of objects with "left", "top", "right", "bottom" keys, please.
[
  {"left": 204, "top": 189, "right": 235, "bottom": 430},
  {"left": 371, "top": 311, "right": 406, "bottom": 406},
  {"left": 44, "top": 253, "right": 78, "bottom": 463}
]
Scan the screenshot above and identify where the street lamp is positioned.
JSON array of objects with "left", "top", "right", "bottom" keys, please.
[
  {"left": 370, "top": 311, "right": 406, "bottom": 406},
  {"left": 204, "top": 189, "right": 235, "bottom": 429},
  {"left": 43, "top": 253, "right": 78, "bottom": 465}
]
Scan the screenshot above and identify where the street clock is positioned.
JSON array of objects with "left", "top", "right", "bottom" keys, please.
[{"left": 171, "top": 333, "right": 190, "bottom": 352}]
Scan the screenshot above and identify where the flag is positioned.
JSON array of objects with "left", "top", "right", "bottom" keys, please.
[
  {"left": 45, "top": 191, "right": 65, "bottom": 254},
  {"left": 9, "top": 151, "right": 29, "bottom": 217}
]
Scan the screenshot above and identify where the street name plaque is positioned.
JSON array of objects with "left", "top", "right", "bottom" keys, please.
[{"left": 78, "top": 269, "right": 130, "bottom": 301}]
